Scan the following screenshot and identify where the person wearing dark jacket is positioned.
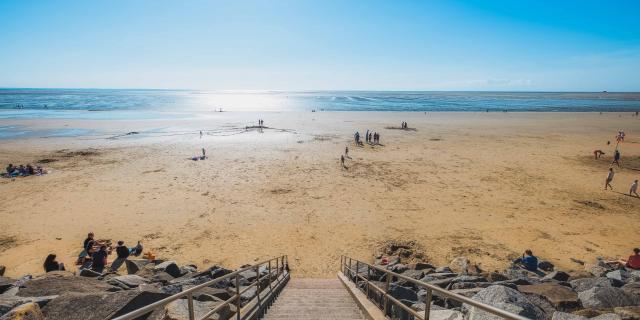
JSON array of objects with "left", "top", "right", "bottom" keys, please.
[
  {"left": 513, "top": 249, "right": 539, "bottom": 272},
  {"left": 43, "top": 254, "right": 65, "bottom": 272},
  {"left": 110, "top": 241, "right": 130, "bottom": 272},
  {"left": 91, "top": 245, "right": 108, "bottom": 274}
]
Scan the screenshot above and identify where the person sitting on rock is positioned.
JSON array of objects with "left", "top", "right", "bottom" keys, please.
[
  {"left": 80, "top": 232, "right": 95, "bottom": 258},
  {"left": 91, "top": 245, "right": 108, "bottom": 274},
  {"left": 43, "top": 254, "right": 65, "bottom": 272},
  {"left": 513, "top": 249, "right": 538, "bottom": 272},
  {"left": 614, "top": 248, "right": 640, "bottom": 270},
  {"left": 110, "top": 240, "right": 130, "bottom": 272}
]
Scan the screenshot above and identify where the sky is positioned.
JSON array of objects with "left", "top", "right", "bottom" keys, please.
[{"left": 0, "top": 0, "right": 639, "bottom": 91}]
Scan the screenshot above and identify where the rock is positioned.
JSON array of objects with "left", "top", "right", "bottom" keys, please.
[
  {"left": 410, "top": 262, "right": 435, "bottom": 270},
  {"left": 150, "top": 271, "right": 175, "bottom": 284},
  {"left": 450, "top": 287, "right": 483, "bottom": 298},
  {"left": 112, "top": 275, "right": 150, "bottom": 288},
  {"left": 388, "top": 284, "right": 417, "bottom": 303},
  {"left": 552, "top": 311, "right": 587, "bottom": 320},
  {"left": 622, "top": 282, "right": 640, "bottom": 300},
  {"left": 0, "top": 296, "right": 56, "bottom": 317},
  {"left": 164, "top": 298, "right": 230, "bottom": 320},
  {"left": 16, "top": 272, "right": 116, "bottom": 297},
  {"left": 0, "top": 267, "right": 4, "bottom": 277},
  {"left": 0, "top": 302, "right": 44, "bottom": 320},
  {"left": 390, "top": 264, "right": 409, "bottom": 273},
  {"left": 154, "top": 261, "right": 181, "bottom": 278},
  {"left": 607, "top": 270, "right": 630, "bottom": 282},
  {"left": 450, "top": 282, "right": 480, "bottom": 290},
  {"left": 573, "top": 309, "right": 607, "bottom": 318},
  {"left": 0, "top": 278, "right": 13, "bottom": 295},
  {"left": 42, "top": 290, "right": 169, "bottom": 320},
  {"left": 486, "top": 272, "right": 509, "bottom": 282},
  {"left": 568, "top": 270, "right": 595, "bottom": 280},
  {"left": 542, "top": 271, "right": 570, "bottom": 282},
  {"left": 614, "top": 306, "right": 640, "bottom": 320},
  {"left": 449, "top": 257, "right": 470, "bottom": 275},
  {"left": 450, "top": 275, "right": 487, "bottom": 283},
  {"left": 186, "top": 287, "right": 232, "bottom": 301},
  {"left": 584, "top": 263, "right": 610, "bottom": 277},
  {"left": 78, "top": 269, "right": 101, "bottom": 278},
  {"left": 538, "top": 261, "right": 555, "bottom": 272},
  {"left": 125, "top": 259, "right": 152, "bottom": 275},
  {"left": 578, "top": 286, "right": 636, "bottom": 309},
  {"left": 591, "top": 314, "right": 623, "bottom": 320},
  {"left": 517, "top": 283, "right": 579, "bottom": 310},
  {"left": 401, "top": 270, "right": 425, "bottom": 280},
  {"left": 426, "top": 309, "right": 464, "bottom": 320},
  {"left": 435, "top": 266, "right": 452, "bottom": 273},
  {"left": 570, "top": 277, "right": 619, "bottom": 292},
  {"left": 463, "top": 285, "right": 546, "bottom": 320},
  {"left": 505, "top": 267, "right": 542, "bottom": 280}
]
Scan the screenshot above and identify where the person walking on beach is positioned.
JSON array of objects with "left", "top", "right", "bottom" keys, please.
[
  {"left": 340, "top": 155, "right": 345, "bottom": 168},
  {"left": 605, "top": 168, "right": 615, "bottom": 190},
  {"left": 612, "top": 149, "right": 621, "bottom": 167},
  {"left": 200, "top": 131, "right": 202, "bottom": 138},
  {"left": 630, "top": 180, "right": 639, "bottom": 197},
  {"left": 202, "top": 148, "right": 206, "bottom": 159},
  {"left": 345, "top": 146, "right": 349, "bottom": 157},
  {"left": 365, "top": 130, "right": 369, "bottom": 142}
]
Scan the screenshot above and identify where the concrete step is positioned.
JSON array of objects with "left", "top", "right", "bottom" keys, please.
[{"left": 262, "top": 279, "right": 364, "bottom": 320}]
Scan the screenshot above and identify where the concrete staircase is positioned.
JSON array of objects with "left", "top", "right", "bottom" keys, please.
[{"left": 262, "top": 278, "right": 365, "bottom": 320}]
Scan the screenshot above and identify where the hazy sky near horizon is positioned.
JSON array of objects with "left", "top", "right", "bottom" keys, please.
[{"left": 1, "top": 1, "right": 639, "bottom": 91}]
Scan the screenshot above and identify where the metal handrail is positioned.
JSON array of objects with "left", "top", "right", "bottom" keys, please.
[
  {"left": 340, "top": 255, "right": 529, "bottom": 320},
  {"left": 113, "top": 255, "right": 289, "bottom": 320}
]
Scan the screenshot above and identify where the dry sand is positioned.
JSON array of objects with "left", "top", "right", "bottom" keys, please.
[{"left": 0, "top": 112, "right": 638, "bottom": 278}]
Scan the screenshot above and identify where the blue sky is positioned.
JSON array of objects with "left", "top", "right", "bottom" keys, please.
[{"left": 0, "top": 1, "right": 638, "bottom": 91}]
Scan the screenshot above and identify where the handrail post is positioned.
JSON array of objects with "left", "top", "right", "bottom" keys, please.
[
  {"left": 276, "top": 257, "right": 279, "bottom": 278},
  {"left": 384, "top": 270, "right": 391, "bottom": 315},
  {"left": 366, "top": 264, "right": 370, "bottom": 298},
  {"left": 255, "top": 265, "right": 262, "bottom": 307},
  {"left": 355, "top": 261, "right": 360, "bottom": 287},
  {"left": 424, "top": 288, "right": 432, "bottom": 320},
  {"left": 235, "top": 274, "right": 241, "bottom": 320},
  {"left": 187, "top": 293, "right": 195, "bottom": 320},
  {"left": 268, "top": 260, "right": 272, "bottom": 291}
]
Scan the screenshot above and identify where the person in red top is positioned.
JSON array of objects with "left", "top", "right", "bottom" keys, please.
[{"left": 617, "top": 248, "right": 640, "bottom": 270}]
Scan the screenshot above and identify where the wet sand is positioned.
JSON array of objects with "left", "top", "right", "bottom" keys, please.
[{"left": 0, "top": 112, "right": 639, "bottom": 278}]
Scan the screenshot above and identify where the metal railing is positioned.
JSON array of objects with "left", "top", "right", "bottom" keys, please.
[
  {"left": 113, "top": 255, "right": 289, "bottom": 320},
  {"left": 340, "top": 255, "right": 529, "bottom": 320}
]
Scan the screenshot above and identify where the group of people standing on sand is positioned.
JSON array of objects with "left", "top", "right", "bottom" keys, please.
[
  {"left": 599, "top": 130, "right": 638, "bottom": 197},
  {"left": 44, "top": 232, "right": 143, "bottom": 274},
  {"left": 3, "top": 163, "right": 48, "bottom": 178},
  {"left": 401, "top": 121, "right": 408, "bottom": 129},
  {"left": 364, "top": 129, "right": 381, "bottom": 144},
  {"left": 258, "top": 119, "right": 265, "bottom": 127}
]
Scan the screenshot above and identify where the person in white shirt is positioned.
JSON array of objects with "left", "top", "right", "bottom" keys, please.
[{"left": 630, "top": 179, "right": 639, "bottom": 197}]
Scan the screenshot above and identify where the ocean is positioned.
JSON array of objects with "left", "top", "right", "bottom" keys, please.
[{"left": 1, "top": 89, "right": 640, "bottom": 120}]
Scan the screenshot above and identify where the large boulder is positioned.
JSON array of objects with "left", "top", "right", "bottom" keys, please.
[
  {"left": 607, "top": 270, "right": 630, "bottom": 283},
  {"left": 463, "top": 285, "right": 546, "bottom": 320},
  {"left": 0, "top": 278, "right": 13, "bottom": 295},
  {"left": 154, "top": 261, "right": 181, "bottom": 278},
  {"left": 538, "top": 261, "right": 555, "bottom": 272},
  {"left": 0, "top": 302, "right": 44, "bottom": 320},
  {"left": 584, "top": 263, "right": 610, "bottom": 277},
  {"left": 111, "top": 275, "right": 150, "bottom": 288},
  {"left": 570, "top": 277, "right": 619, "bottom": 293},
  {"left": 622, "top": 282, "right": 640, "bottom": 300},
  {"left": 42, "top": 290, "right": 169, "bottom": 320},
  {"left": 578, "top": 286, "right": 636, "bottom": 309},
  {"left": 125, "top": 259, "right": 152, "bottom": 275},
  {"left": 402, "top": 270, "right": 425, "bottom": 280},
  {"left": 388, "top": 284, "right": 418, "bottom": 303},
  {"left": 449, "top": 257, "right": 470, "bottom": 275},
  {"left": 0, "top": 296, "right": 56, "bottom": 316},
  {"left": 542, "top": 271, "right": 570, "bottom": 282},
  {"left": 591, "top": 314, "right": 623, "bottom": 320},
  {"left": 614, "top": 306, "right": 640, "bottom": 320},
  {"left": 427, "top": 309, "right": 464, "bottom": 320},
  {"left": 518, "top": 284, "right": 579, "bottom": 310},
  {"left": 16, "top": 272, "right": 116, "bottom": 297}
]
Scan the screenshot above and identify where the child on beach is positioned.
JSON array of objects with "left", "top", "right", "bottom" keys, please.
[{"left": 605, "top": 168, "right": 615, "bottom": 190}]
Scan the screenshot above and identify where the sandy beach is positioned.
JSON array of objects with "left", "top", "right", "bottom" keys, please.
[{"left": 0, "top": 112, "right": 638, "bottom": 278}]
